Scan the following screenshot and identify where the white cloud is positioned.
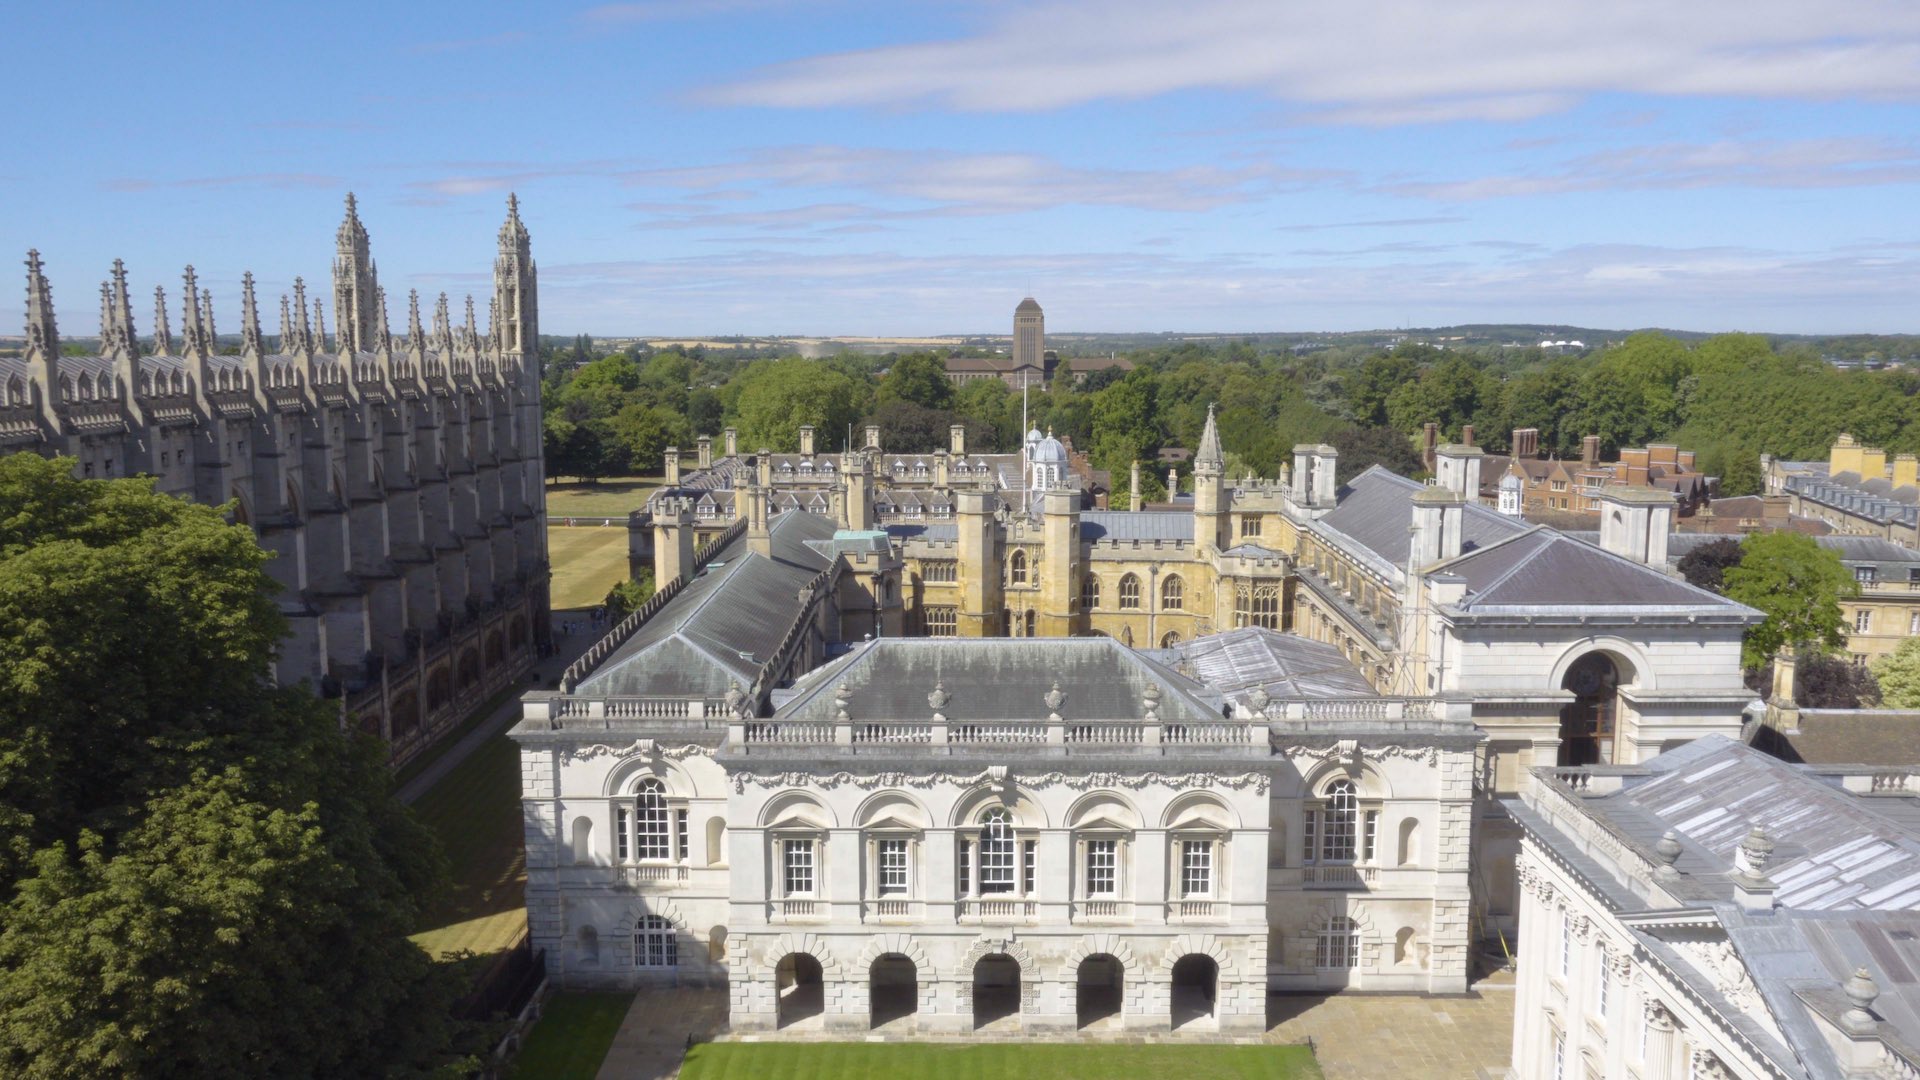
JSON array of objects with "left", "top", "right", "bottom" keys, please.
[
  {"left": 703, "top": 1, "right": 1920, "bottom": 122},
  {"left": 1387, "top": 137, "right": 1920, "bottom": 200}
]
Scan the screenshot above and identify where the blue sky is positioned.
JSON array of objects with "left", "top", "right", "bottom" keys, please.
[{"left": 8, "top": 0, "right": 1920, "bottom": 336}]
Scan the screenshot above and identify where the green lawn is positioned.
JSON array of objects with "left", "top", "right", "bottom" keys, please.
[
  {"left": 548, "top": 526, "right": 632, "bottom": 610},
  {"left": 678, "top": 1043, "right": 1323, "bottom": 1080},
  {"left": 409, "top": 726, "right": 528, "bottom": 961},
  {"left": 510, "top": 992, "right": 635, "bottom": 1080},
  {"left": 548, "top": 475, "right": 661, "bottom": 518}
]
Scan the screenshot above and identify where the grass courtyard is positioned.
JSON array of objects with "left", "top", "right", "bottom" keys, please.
[
  {"left": 509, "top": 992, "right": 635, "bottom": 1080},
  {"left": 677, "top": 1042, "right": 1324, "bottom": 1080},
  {"left": 408, "top": 724, "right": 528, "bottom": 962},
  {"left": 548, "top": 525, "right": 632, "bottom": 610},
  {"left": 548, "top": 475, "right": 660, "bottom": 519}
]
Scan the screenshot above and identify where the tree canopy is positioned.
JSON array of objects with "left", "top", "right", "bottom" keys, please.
[
  {"left": 0, "top": 454, "right": 467, "bottom": 1078},
  {"left": 1722, "top": 532, "right": 1859, "bottom": 670},
  {"left": 1874, "top": 637, "right": 1920, "bottom": 709}
]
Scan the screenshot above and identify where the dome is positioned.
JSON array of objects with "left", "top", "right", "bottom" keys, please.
[
  {"left": 1032, "top": 434, "right": 1069, "bottom": 465},
  {"left": 1026, "top": 427, "right": 1044, "bottom": 444}
]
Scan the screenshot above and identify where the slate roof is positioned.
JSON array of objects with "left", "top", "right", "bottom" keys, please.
[
  {"left": 1159, "top": 626, "right": 1377, "bottom": 702},
  {"left": 771, "top": 636, "right": 1228, "bottom": 724},
  {"left": 1319, "top": 466, "right": 1528, "bottom": 570},
  {"left": 1437, "top": 527, "right": 1744, "bottom": 611},
  {"left": 1748, "top": 711, "right": 1920, "bottom": 769},
  {"left": 573, "top": 510, "right": 838, "bottom": 698},
  {"left": 1082, "top": 511, "right": 1192, "bottom": 542},
  {"left": 1578, "top": 736, "right": 1920, "bottom": 911}
]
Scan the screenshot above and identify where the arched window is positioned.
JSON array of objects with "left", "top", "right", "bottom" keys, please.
[
  {"left": 1118, "top": 574, "right": 1141, "bottom": 609},
  {"left": 1316, "top": 916, "right": 1359, "bottom": 969},
  {"left": 1160, "top": 631, "right": 1181, "bottom": 648},
  {"left": 1009, "top": 550, "right": 1029, "bottom": 586},
  {"left": 1081, "top": 574, "right": 1101, "bottom": 611},
  {"left": 979, "top": 809, "right": 1017, "bottom": 895},
  {"left": 634, "top": 914, "right": 677, "bottom": 968},
  {"left": 1024, "top": 610, "right": 1036, "bottom": 637},
  {"left": 634, "top": 779, "right": 671, "bottom": 861},
  {"left": 1305, "top": 779, "right": 1380, "bottom": 865},
  {"left": 1161, "top": 575, "right": 1184, "bottom": 610}
]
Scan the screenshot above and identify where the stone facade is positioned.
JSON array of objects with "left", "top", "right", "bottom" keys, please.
[{"left": 3, "top": 196, "right": 549, "bottom": 762}]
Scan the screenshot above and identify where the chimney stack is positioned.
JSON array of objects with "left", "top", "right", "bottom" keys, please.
[
  {"left": 1596, "top": 486, "right": 1676, "bottom": 566},
  {"left": 1130, "top": 460, "right": 1142, "bottom": 511},
  {"left": 1512, "top": 428, "right": 1539, "bottom": 459},
  {"left": 696, "top": 435, "right": 712, "bottom": 469},
  {"left": 1411, "top": 486, "right": 1466, "bottom": 568},
  {"left": 724, "top": 427, "right": 738, "bottom": 457},
  {"left": 798, "top": 425, "right": 815, "bottom": 457},
  {"left": 663, "top": 447, "right": 681, "bottom": 487},
  {"left": 950, "top": 423, "right": 967, "bottom": 456},
  {"left": 1582, "top": 434, "right": 1601, "bottom": 468},
  {"left": 1434, "top": 443, "right": 1485, "bottom": 504}
]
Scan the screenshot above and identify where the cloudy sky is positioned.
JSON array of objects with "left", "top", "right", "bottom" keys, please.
[{"left": 9, "top": 1, "right": 1920, "bottom": 335}]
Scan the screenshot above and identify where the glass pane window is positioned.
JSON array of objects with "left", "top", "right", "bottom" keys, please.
[
  {"left": 1316, "top": 916, "right": 1358, "bottom": 968},
  {"left": 1597, "top": 946, "right": 1610, "bottom": 1021},
  {"left": 1181, "top": 839, "right": 1213, "bottom": 897},
  {"left": 1320, "top": 781, "right": 1358, "bottom": 863},
  {"left": 676, "top": 809, "right": 689, "bottom": 861},
  {"left": 615, "top": 807, "right": 631, "bottom": 862},
  {"left": 1023, "top": 840, "right": 1037, "bottom": 895},
  {"left": 635, "top": 780, "right": 671, "bottom": 860},
  {"left": 878, "top": 839, "right": 909, "bottom": 897},
  {"left": 979, "top": 811, "right": 1016, "bottom": 894},
  {"left": 1085, "top": 840, "right": 1117, "bottom": 896},
  {"left": 634, "top": 915, "right": 677, "bottom": 968},
  {"left": 783, "top": 838, "right": 815, "bottom": 896}
]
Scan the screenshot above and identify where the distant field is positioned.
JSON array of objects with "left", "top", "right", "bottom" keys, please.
[
  {"left": 547, "top": 476, "right": 660, "bottom": 518},
  {"left": 678, "top": 1043, "right": 1323, "bottom": 1080},
  {"left": 548, "top": 526, "right": 631, "bottom": 610}
]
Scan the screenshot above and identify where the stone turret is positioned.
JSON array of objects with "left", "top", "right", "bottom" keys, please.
[
  {"left": 956, "top": 480, "right": 1001, "bottom": 636},
  {"left": 1193, "top": 403, "right": 1227, "bottom": 550},
  {"left": 653, "top": 497, "right": 697, "bottom": 588},
  {"left": 332, "top": 192, "right": 380, "bottom": 355},
  {"left": 747, "top": 449, "right": 773, "bottom": 558}
]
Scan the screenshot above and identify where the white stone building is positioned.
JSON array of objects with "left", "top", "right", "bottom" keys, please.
[
  {"left": 1508, "top": 735, "right": 1920, "bottom": 1079},
  {"left": 514, "top": 431, "right": 1767, "bottom": 1037}
]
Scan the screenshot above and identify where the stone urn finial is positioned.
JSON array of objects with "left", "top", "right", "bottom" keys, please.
[
  {"left": 1043, "top": 680, "right": 1066, "bottom": 714},
  {"left": 1653, "top": 828, "right": 1684, "bottom": 883},
  {"left": 724, "top": 680, "right": 746, "bottom": 717},
  {"left": 1844, "top": 967, "right": 1879, "bottom": 1033},
  {"left": 1249, "top": 685, "right": 1272, "bottom": 713},
  {"left": 928, "top": 680, "right": 951, "bottom": 712},
  {"left": 1142, "top": 682, "right": 1161, "bottom": 719},
  {"left": 834, "top": 683, "right": 853, "bottom": 723},
  {"left": 1738, "top": 825, "right": 1775, "bottom": 877}
]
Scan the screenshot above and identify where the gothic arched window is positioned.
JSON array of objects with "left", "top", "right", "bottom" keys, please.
[
  {"left": 1161, "top": 575, "right": 1184, "bottom": 610},
  {"left": 1081, "top": 574, "right": 1100, "bottom": 611},
  {"left": 1118, "top": 574, "right": 1141, "bottom": 609},
  {"left": 1009, "top": 550, "right": 1029, "bottom": 586}
]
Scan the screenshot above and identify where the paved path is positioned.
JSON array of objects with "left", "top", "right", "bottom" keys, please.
[
  {"left": 1266, "top": 980, "right": 1517, "bottom": 1080},
  {"left": 396, "top": 625, "right": 603, "bottom": 806},
  {"left": 596, "top": 989, "right": 729, "bottom": 1080}
]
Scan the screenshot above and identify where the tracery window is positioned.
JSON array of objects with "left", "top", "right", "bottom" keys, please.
[
  {"left": 633, "top": 914, "right": 677, "bottom": 968},
  {"left": 1161, "top": 575, "right": 1184, "bottom": 610},
  {"left": 923, "top": 560, "right": 958, "bottom": 583},
  {"left": 1118, "top": 573, "right": 1141, "bottom": 609},
  {"left": 1234, "top": 583, "right": 1282, "bottom": 629},
  {"left": 1081, "top": 574, "right": 1101, "bottom": 610},
  {"left": 926, "top": 606, "right": 957, "bottom": 636}
]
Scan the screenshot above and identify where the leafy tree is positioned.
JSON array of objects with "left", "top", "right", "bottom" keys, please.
[
  {"left": 1384, "top": 357, "right": 1495, "bottom": 441},
  {"left": 608, "top": 403, "right": 692, "bottom": 474},
  {"left": 1088, "top": 369, "right": 1162, "bottom": 478},
  {"left": 1796, "top": 652, "right": 1880, "bottom": 709},
  {"left": 1873, "top": 637, "right": 1920, "bottom": 708},
  {"left": 1330, "top": 425, "right": 1424, "bottom": 484},
  {"left": 1723, "top": 532, "right": 1859, "bottom": 670},
  {"left": 1677, "top": 537, "right": 1745, "bottom": 592},
  {"left": 952, "top": 379, "right": 1018, "bottom": 452},
  {"left": 1345, "top": 352, "right": 1419, "bottom": 426},
  {"left": 727, "top": 358, "right": 865, "bottom": 452},
  {"left": 868, "top": 399, "right": 959, "bottom": 455},
  {"left": 604, "top": 572, "right": 656, "bottom": 619},
  {"left": 876, "top": 353, "right": 954, "bottom": 411},
  {"left": 1717, "top": 447, "right": 1764, "bottom": 498},
  {"left": 0, "top": 454, "right": 466, "bottom": 1078}
]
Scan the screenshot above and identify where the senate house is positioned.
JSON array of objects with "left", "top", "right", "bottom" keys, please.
[{"left": 513, "top": 400, "right": 1764, "bottom": 1035}]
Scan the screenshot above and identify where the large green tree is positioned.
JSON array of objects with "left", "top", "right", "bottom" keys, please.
[
  {"left": 876, "top": 352, "right": 955, "bottom": 411},
  {"left": 726, "top": 358, "right": 866, "bottom": 452},
  {"left": 0, "top": 455, "right": 466, "bottom": 1078},
  {"left": 1874, "top": 637, "right": 1920, "bottom": 709},
  {"left": 1722, "top": 532, "right": 1859, "bottom": 670},
  {"left": 1088, "top": 369, "right": 1162, "bottom": 478}
]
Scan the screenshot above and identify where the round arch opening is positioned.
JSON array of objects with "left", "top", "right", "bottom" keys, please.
[
  {"left": 1558, "top": 651, "right": 1631, "bottom": 766},
  {"left": 1170, "top": 954, "right": 1219, "bottom": 1030},
  {"left": 869, "top": 953, "right": 917, "bottom": 1030},
  {"left": 1075, "top": 954, "right": 1124, "bottom": 1030},
  {"left": 774, "top": 953, "right": 824, "bottom": 1029}
]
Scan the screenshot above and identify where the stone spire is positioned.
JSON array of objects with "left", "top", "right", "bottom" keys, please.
[
  {"left": 154, "top": 285, "right": 175, "bottom": 356},
  {"left": 180, "top": 266, "right": 207, "bottom": 358},
  {"left": 433, "top": 292, "right": 453, "bottom": 354},
  {"left": 240, "top": 272, "right": 264, "bottom": 358},
  {"left": 373, "top": 286, "right": 391, "bottom": 352},
  {"left": 23, "top": 250, "right": 59, "bottom": 372},
  {"left": 102, "top": 259, "right": 137, "bottom": 362},
  {"left": 277, "top": 293, "right": 294, "bottom": 353},
  {"left": 332, "top": 192, "right": 379, "bottom": 354},
  {"left": 292, "top": 277, "right": 313, "bottom": 354},
  {"left": 1195, "top": 402, "right": 1224, "bottom": 473},
  {"left": 201, "top": 289, "right": 217, "bottom": 349},
  {"left": 493, "top": 193, "right": 535, "bottom": 360},
  {"left": 312, "top": 297, "right": 327, "bottom": 354},
  {"left": 406, "top": 288, "right": 424, "bottom": 351}
]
